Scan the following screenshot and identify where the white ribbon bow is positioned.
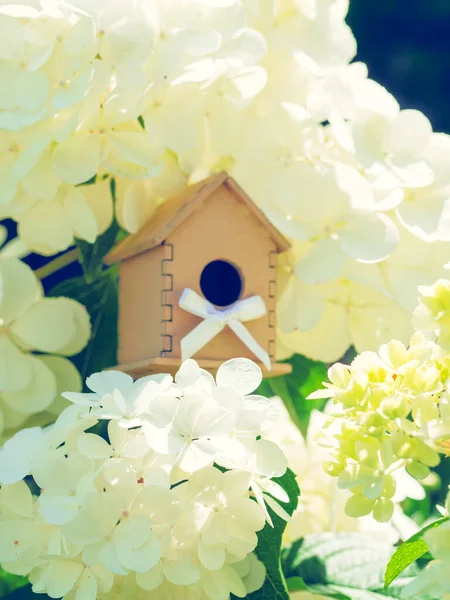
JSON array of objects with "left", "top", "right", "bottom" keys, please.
[{"left": 178, "top": 288, "right": 271, "bottom": 370}]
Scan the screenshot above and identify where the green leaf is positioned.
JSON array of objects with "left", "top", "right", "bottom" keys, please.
[
  {"left": 384, "top": 516, "right": 449, "bottom": 589},
  {"left": 259, "top": 354, "right": 327, "bottom": 435},
  {"left": 307, "top": 585, "right": 351, "bottom": 599},
  {"left": 286, "top": 576, "right": 308, "bottom": 591},
  {"left": 49, "top": 269, "right": 118, "bottom": 380},
  {"left": 247, "top": 468, "right": 300, "bottom": 600},
  {"left": 322, "top": 585, "right": 401, "bottom": 599},
  {"left": 284, "top": 533, "right": 398, "bottom": 591},
  {"left": 76, "top": 219, "right": 121, "bottom": 283},
  {"left": 317, "top": 583, "right": 435, "bottom": 600},
  {"left": 373, "top": 578, "right": 435, "bottom": 600},
  {"left": 0, "top": 568, "right": 28, "bottom": 597}
]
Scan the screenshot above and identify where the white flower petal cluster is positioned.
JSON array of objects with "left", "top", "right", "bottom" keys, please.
[
  {"left": 264, "top": 398, "right": 423, "bottom": 544},
  {"left": 0, "top": 358, "right": 289, "bottom": 600},
  {"left": 1, "top": 0, "right": 449, "bottom": 360},
  {"left": 0, "top": 257, "right": 90, "bottom": 442}
]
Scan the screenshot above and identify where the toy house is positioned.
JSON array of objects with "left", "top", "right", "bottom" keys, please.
[{"left": 104, "top": 171, "right": 292, "bottom": 377}]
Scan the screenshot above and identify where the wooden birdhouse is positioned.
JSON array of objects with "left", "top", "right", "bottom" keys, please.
[{"left": 105, "top": 171, "right": 292, "bottom": 378}]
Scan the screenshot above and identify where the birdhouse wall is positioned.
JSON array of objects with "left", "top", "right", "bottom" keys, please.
[
  {"left": 118, "top": 245, "right": 168, "bottom": 365},
  {"left": 163, "top": 184, "right": 277, "bottom": 363}
]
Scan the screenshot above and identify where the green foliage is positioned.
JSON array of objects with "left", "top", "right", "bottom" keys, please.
[
  {"left": 0, "top": 570, "right": 27, "bottom": 598},
  {"left": 76, "top": 222, "right": 120, "bottom": 283},
  {"left": 285, "top": 576, "right": 308, "bottom": 591},
  {"left": 240, "top": 468, "right": 300, "bottom": 600},
  {"left": 384, "top": 516, "right": 449, "bottom": 589},
  {"left": 258, "top": 354, "right": 328, "bottom": 434},
  {"left": 49, "top": 268, "right": 118, "bottom": 381},
  {"left": 281, "top": 532, "right": 428, "bottom": 600},
  {"left": 75, "top": 181, "right": 123, "bottom": 283},
  {"left": 49, "top": 214, "right": 122, "bottom": 382}
]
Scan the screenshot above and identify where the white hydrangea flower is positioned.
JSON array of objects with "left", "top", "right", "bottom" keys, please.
[
  {"left": 0, "top": 358, "right": 289, "bottom": 600},
  {"left": 1, "top": 0, "right": 450, "bottom": 361},
  {"left": 0, "top": 258, "right": 90, "bottom": 441},
  {"left": 17, "top": 178, "right": 114, "bottom": 256}
]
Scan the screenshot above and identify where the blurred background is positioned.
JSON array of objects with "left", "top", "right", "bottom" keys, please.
[{"left": 348, "top": 0, "right": 450, "bottom": 134}]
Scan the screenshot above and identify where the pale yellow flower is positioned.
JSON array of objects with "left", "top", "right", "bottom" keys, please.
[{"left": 0, "top": 258, "right": 90, "bottom": 440}]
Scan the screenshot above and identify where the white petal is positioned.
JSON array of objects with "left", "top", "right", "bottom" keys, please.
[
  {"left": 53, "top": 66, "right": 94, "bottom": 110},
  {"left": 64, "top": 15, "right": 95, "bottom": 54},
  {"left": 136, "top": 564, "right": 163, "bottom": 591},
  {"left": 277, "top": 301, "right": 351, "bottom": 363},
  {"left": 115, "top": 179, "right": 157, "bottom": 234},
  {"left": 3, "top": 355, "right": 57, "bottom": 414},
  {"left": 56, "top": 299, "right": 91, "bottom": 356},
  {"left": 0, "top": 258, "right": 41, "bottom": 323},
  {"left": 198, "top": 542, "right": 225, "bottom": 571},
  {"left": 11, "top": 297, "right": 76, "bottom": 353},
  {"left": 37, "top": 356, "right": 81, "bottom": 415},
  {"left": 22, "top": 148, "right": 60, "bottom": 201},
  {"left": 339, "top": 212, "right": 399, "bottom": 263},
  {"left": 114, "top": 515, "right": 150, "bottom": 550},
  {"left": 175, "top": 359, "right": 201, "bottom": 388},
  {"left": 396, "top": 191, "right": 450, "bottom": 242},
  {"left": 107, "top": 132, "right": 162, "bottom": 169},
  {"left": 18, "top": 199, "right": 74, "bottom": 254},
  {"left": 254, "top": 439, "right": 288, "bottom": 477},
  {"left": 0, "top": 157, "right": 18, "bottom": 204},
  {"left": 62, "top": 186, "right": 98, "bottom": 243},
  {"left": 351, "top": 302, "right": 412, "bottom": 353},
  {"left": 334, "top": 163, "right": 375, "bottom": 210},
  {"left": 117, "top": 533, "right": 161, "bottom": 573},
  {"left": 86, "top": 371, "right": 134, "bottom": 397},
  {"left": 163, "top": 558, "right": 200, "bottom": 586},
  {"left": 263, "top": 208, "right": 320, "bottom": 240},
  {"left": 38, "top": 494, "right": 80, "bottom": 525},
  {"left": 17, "top": 70, "right": 49, "bottom": 111},
  {"left": 387, "top": 154, "right": 434, "bottom": 188},
  {"left": 52, "top": 134, "right": 101, "bottom": 185},
  {"left": 277, "top": 279, "right": 324, "bottom": 332},
  {"left": 45, "top": 559, "right": 84, "bottom": 599},
  {"left": 179, "top": 439, "right": 217, "bottom": 472},
  {"left": 77, "top": 433, "right": 112, "bottom": 459},
  {"left": 231, "top": 66, "right": 268, "bottom": 101},
  {"left": 81, "top": 178, "right": 113, "bottom": 235},
  {"left": 0, "top": 334, "right": 32, "bottom": 392},
  {"left": 216, "top": 358, "right": 262, "bottom": 395},
  {"left": 295, "top": 238, "right": 346, "bottom": 284},
  {"left": 262, "top": 493, "right": 291, "bottom": 521},
  {"left": 386, "top": 109, "right": 432, "bottom": 156}
]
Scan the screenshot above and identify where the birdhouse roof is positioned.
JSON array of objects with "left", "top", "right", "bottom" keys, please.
[{"left": 104, "top": 171, "right": 290, "bottom": 264}]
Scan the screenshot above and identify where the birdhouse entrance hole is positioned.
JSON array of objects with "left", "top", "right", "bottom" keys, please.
[{"left": 200, "top": 259, "right": 243, "bottom": 307}]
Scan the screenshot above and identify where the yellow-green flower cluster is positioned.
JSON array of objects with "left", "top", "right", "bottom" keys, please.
[
  {"left": 413, "top": 278, "right": 450, "bottom": 350},
  {"left": 310, "top": 279, "right": 450, "bottom": 522}
]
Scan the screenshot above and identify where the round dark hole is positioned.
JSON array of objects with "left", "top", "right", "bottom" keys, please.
[{"left": 200, "top": 260, "right": 243, "bottom": 307}]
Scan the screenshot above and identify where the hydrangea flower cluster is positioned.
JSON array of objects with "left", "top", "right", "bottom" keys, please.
[
  {"left": 0, "top": 257, "right": 90, "bottom": 442},
  {"left": 309, "top": 278, "right": 450, "bottom": 523},
  {"left": 264, "top": 398, "right": 424, "bottom": 543},
  {"left": 1, "top": 0, "right": 450, "bottom": 362},
  {"left": 0, "top": 358, "right": 290, "bottom": 600}
]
